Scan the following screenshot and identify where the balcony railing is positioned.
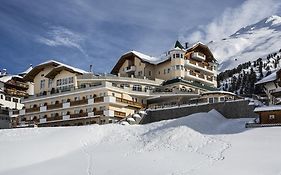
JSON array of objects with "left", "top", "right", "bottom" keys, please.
[
  {"left": 26, "top": 107, "right": 40, "bottom": 113},
  {"left": 94, "top": 97, "right": 104, "bottom": 103},
  {"left": 47, "top": 115, "right": 63, "bottom": 121},
  {"left": 185, "top": 60, "right": 214, "bottom": 72},
  {"left": 187, "top": 71, "right": 214, "bottom": 84},
  {"left": 47, "top": 103, "right": 63, "bottom": 110},
  {"left": 125, "top": 65, "right": 136, "bottom": 73},
  {"left": 191, "top": 52, "right": 206, "bottom": 61},
  {"left": 70, "top": 113, "right": 88, "bottom": 119},
  {"left": 114, "top": 111, "right": 126, "bottom": 118},
  {"left": 116, "top": 97, "right": 143, "bottom": 108},
  {"left": 70, "top": 99, "right": 88, "bottom": 106}
]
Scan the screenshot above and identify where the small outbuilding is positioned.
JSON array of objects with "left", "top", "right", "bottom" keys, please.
[{"left": 254, "top": 106, "right": 281, "bottom": 124}]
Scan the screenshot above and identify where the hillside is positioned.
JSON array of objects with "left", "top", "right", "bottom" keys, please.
[
  {"left": 1, "top": 110, "right": 281, "bottom": 175},
  {"left": 208, "top": 15, "right": 281, "bottom": 71}
]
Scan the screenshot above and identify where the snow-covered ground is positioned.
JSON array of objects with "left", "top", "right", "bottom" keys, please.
[{"left": 0, "top": 110, "right": 281, "bottom": 175}]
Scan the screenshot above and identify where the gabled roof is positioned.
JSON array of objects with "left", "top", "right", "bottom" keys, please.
[
  {"left": 254, "top": 105, "right": 281, "bottom": 112},
  {"left": 23, "top": 60, "right": 88, "bottom": 82},
  {"left": 255, "top": 70, "right": 279, "bottom": 85},
  {"left": 186, "top": 42, "right": 216, "bottom": 62},
  {"left": 0, "top": 75, "right": 23, "bottom": 83},
  {"left": 19, "top": 66, "right": 33, "bottom": 76},
  {"left": 111, "top": 51, "right": 166, "bottom": 74}
]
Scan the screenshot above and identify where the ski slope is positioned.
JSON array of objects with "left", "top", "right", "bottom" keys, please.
[{"left": 0, "top": 110, "right": 281, "bottom": 175}]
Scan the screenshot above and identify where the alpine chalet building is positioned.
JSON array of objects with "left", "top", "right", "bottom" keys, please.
[{"left": 17, "top": 41, "right": 218, "bottom": 127}]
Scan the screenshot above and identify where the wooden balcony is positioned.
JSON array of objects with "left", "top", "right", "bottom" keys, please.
[
  {"left": 114, "top": 111, "right": 126, "bottom": 118},
  {"left": 47, "top": 115, "right": 63, "bottom": 121},
  {"left": 116, "top": 97, "right": 143, "bottom": 108},
  {"left": 190, "top": 71, "right": 196, "bottom": 76},
  {"left": 189, "top": 60, "right": 197, "bottom": 65},
  {"left": 94, "top": 110, "right": 103, "bottom": 115},
  {"left": 94, "top": 97, "right": 104, "bottom": 103},
  {"left": 198, "top": 62, "right": 205, "bottom": 68},
  {"left": 198, "top": 74, "right": 205, "bottom": 79},
  {"left": 207, "top": 66, "right": 213, "bottom": 71},
  {"left": 47, "top": 103, "right": 63, "bottom": 110},
  {"left": 70, "top": 113, "right": 88, "bottom": 119},
  {"left": 207, "top": 76, "right": 213, "bottom": 81},
  {"left": 26, "top": 107, "right": 40, "bottom": 113},
  {"left": 70, "top": 99, "right": 88, "bottom": 106}
]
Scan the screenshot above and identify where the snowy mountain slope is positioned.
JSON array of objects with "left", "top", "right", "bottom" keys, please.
[
  {"left": 208, "top": 15, "right": 281, "bottom": 71},
  {"left": 1, "top": 110, "right": 281, "bottom": 175}
]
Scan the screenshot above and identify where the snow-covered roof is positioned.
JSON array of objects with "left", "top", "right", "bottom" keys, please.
[
  {"left": 38, "top": 60, "right": 88, "bottom": 74},
  {"left": 201, "top": 91, "right": 236, "bottom": 96},
  {"left": 0, "top": 75, "right": 23, "bottom": 83},
  {"left": 129, "top": 51, "right": 164, "bottom": 65},
  {"left": 255, "top": 70, "right": 278, "bottom": 85},
  {"left": 254, "top": 105, "right": 281, "bottom": 112},
  {"left": 19, "top": 66, "right": 33, "bottom": 75}
]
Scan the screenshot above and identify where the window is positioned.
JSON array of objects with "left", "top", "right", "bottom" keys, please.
[
  {"left": 57, "top": 79, "right": 61, "bottom": 86},
  {"left": 269, "top": 115, "right": 275, "bottom": 120},
  {"left": 138, "top": 71, "right": 142, "bottom": 76},
  {"left": 12, "top": 98, "right": 19, "bottom": 103},
  {"left": 5, "top": 96, "right": 11, "bottom": 101},
  {"left": 164, "top": 69, "right": 166, "bottom": 74},
  {"left": 176, "top": 53, "right": 180, "bottom": 58},
  {"left": 40, "top": 79, "right": 45, "bottom": 89},
  {"left": 173, "top": 54, "right": 175, "bottom": 58},
  {"left": 167, "top": 68, "right": 170, "bottom": 73},
  {"left": 208, "top": 98, "right": 214, "bottom": 103},
  {"left": 219, "top": 97, "right": 225, "bottom": 102},
  {"left": 48, "top": 79, "right": 53, "bottom": 88},
  {"left": 214, "top": 97, "right": 219, "bottom": 103},
  {"left": 180, "top": 54, "right": 183, "bottom": 58},
  {"left": 176, "top": 65, "right": 180, "bottom": 70},
  {"left": 0, "top": 95, "right": 3, "bottom": 99},
  {"left": 133, "top": 85, "right": 142, "bottom": 91},
  {"left": 148, "top": 71, "right": 152, "bottom": 76}
]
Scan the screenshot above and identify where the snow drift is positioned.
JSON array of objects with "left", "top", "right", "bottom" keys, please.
[{"left": 0, "top": 110, "right": 281, "bottom": 175}]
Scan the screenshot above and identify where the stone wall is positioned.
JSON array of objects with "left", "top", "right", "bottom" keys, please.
[{"left": 140, "top": 100, "right": 258, "bottom": 124}]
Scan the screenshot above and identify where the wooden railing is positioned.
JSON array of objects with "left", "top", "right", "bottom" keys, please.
[
  {"left": 26, "top": 107, "right": 40, "bottom": 113},
  {"left": 94, "top": 97, "right": 104, "bottom": 103},
  {"left": 70, "top": 113, "right": 88, "bottom": 119},
  {"left": 114, "top": 111, "right": 126, "bottom": 118},
  {"left": 207, "top": 76, "right": 213, "bottom": 81},
  {"left": 198, "top": 74, "right": 205, "bottom": 79},
  {"left": 116, "top": 97, "right": 143, "bottom": 108},
  {"left": 70, "top": 99, "right": 88, "bottom": 106},
  {"left": 47, "top": 103, "right": 63, "bottom": 110},
  {"left": 47, "top": 115, "right": 63, "bottom": 121},
  {"left": 94, "top": 110, "right": 103, "bottom": 115}
]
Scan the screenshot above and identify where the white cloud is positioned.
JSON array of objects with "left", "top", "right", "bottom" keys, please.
[
  {"left": 37, "top": 26, "right": 88, "bottom": 56},
  {"left": 184, "top": 0, "right": 281, "bottom": 43}
]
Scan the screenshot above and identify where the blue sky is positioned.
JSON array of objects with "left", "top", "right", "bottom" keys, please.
[{"left": 0, "top": 0, "right": 280, "bottom": 74}]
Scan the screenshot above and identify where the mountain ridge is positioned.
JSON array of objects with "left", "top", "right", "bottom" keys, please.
[{"left": 208, "top": 15, "right": 281, "bottom": 71}]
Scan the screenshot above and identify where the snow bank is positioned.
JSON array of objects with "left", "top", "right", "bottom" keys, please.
[{"left": 0, "top": 110, "right": 280, "bottom": 175}]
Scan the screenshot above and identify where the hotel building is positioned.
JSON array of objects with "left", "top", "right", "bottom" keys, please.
[{"left": 16, "top": 41, "right": 218, "bottom": 127}]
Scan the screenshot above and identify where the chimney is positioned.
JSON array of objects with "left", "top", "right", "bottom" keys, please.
[
  {"left": 89, "top": 64, "right": 93, "bottom": 73},
  {"left": 185, "top": 42, "right": 189, "bottom": 49}
]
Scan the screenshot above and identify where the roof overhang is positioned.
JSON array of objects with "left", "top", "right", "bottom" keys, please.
[
  {"left": 23, "top": 61, "right": 60, "bottom": 82},
  {"left": 45, "top": 66, "right": 83, "bottom": 79}
]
